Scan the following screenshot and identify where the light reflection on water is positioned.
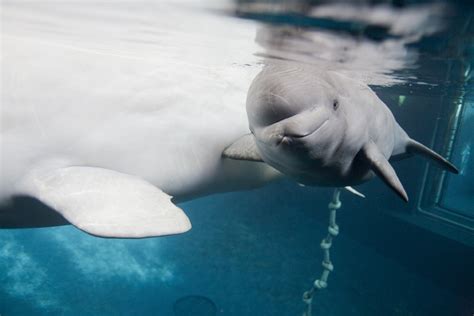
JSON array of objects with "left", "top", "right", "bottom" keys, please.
[{"left": 234, "top": 0, "right": 472, "bottom": 94}]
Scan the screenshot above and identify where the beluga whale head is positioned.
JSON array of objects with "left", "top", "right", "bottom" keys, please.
[
  {"left": 246, "top": 63, "right": 359, "bottom": 188},
  {"left": 224, "top": 62, "right": 459, "bottom": 201}
]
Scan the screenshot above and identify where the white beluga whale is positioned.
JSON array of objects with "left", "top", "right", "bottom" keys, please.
[
  {"left": 0, "top": 1, "right": 282, "bottom": 238},
  {"left": 0, "top": 1, "right": 458, "bottom": 239},
  {"left": 224, "top": 62, "right": 458, "bottom": 202}
]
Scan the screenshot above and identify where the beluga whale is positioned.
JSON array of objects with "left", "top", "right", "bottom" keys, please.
[
  {"left": 224, "top": 61, "right": 459, "bottom": 202},
  {"left": 0, "top": 0, "right": 282, "bottom": 238}
]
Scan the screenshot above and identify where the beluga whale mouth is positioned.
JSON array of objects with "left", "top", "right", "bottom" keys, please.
[
  {"left": 281, "top": 118, "right": 329, "bottom": 142},
  {"left": 278, "top": 118, "right": 329, "bottom": 146},
  {"left": 256, "top": 105, "right": 332, "bottom": 147}
]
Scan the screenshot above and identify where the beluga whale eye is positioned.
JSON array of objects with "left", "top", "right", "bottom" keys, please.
[{"left": 333, "top": 100, "right": 339, "bottom": 110}]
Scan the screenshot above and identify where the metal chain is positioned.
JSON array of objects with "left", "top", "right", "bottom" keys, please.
[{"left": 302, "top": 188, "right": 341, "bottom": 316}]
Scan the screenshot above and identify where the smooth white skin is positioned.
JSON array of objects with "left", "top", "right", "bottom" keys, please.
[
  {"left": 0, "top": 1, "right": 281, "bottom": 204},
  {"left": 247, "top": 62, "right": 409, "bottom": 187}
]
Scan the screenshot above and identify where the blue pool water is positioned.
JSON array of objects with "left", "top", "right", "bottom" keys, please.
[{"left": 0, "top": 182, "right": 472, "bottom": 315}]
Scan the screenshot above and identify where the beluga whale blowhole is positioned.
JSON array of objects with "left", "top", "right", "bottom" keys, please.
[{"left": 224, "top": 61, "right": 459, "bottom": 202}]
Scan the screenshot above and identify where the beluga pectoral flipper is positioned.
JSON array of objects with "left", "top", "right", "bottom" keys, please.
[
  {"left": 405, "top": 139, "right": 459, "bottom": 174},
  {"left": 360, "top": 141, "right": 408, "bottom": 202},
  {"left": 1, "top": 4, "right": 285, "bottom": 236},
  {"left": 18, "top": 166, "right": 191, "bottom": 238},
  {"left": 223, "top": 133, "right": 263, "bottom": 162},
  {"left": 224, "top": 61, "right": 459, "bottom": 201}
]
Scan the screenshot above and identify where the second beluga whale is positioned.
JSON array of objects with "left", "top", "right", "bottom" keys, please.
[{"left": 224, "top": 61, "right": 458, "bottom": 201}]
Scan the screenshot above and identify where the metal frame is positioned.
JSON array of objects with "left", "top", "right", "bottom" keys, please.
[{"left": 415, "top": 62, "right": 473, "bottom": 245}]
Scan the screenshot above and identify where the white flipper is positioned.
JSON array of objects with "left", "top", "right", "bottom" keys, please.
[
  {"left": 222, "top": 134, "right": 263, "bottom": 162},
  {"left": 344, "top": 186, "right": 366, "bottom": 198},
  {"left": 19, "top": 166, "right": 191, "bottom": 238}
]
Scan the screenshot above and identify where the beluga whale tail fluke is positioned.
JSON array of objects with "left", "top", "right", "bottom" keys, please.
[{"left": 223, "top": 62, "right": 459, "bottom": 202}]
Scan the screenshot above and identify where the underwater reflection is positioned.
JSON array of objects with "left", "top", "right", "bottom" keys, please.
[{"left": 235, "top": 0, "right": 448, "bottom": 86}]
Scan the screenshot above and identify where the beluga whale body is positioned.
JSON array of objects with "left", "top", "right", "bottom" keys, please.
[
  {"left": 224, "top": 61, "right": 459, "bottom": 202},
  {"left": 0, "top": 1, "right": 282, "bottom": 238}
]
